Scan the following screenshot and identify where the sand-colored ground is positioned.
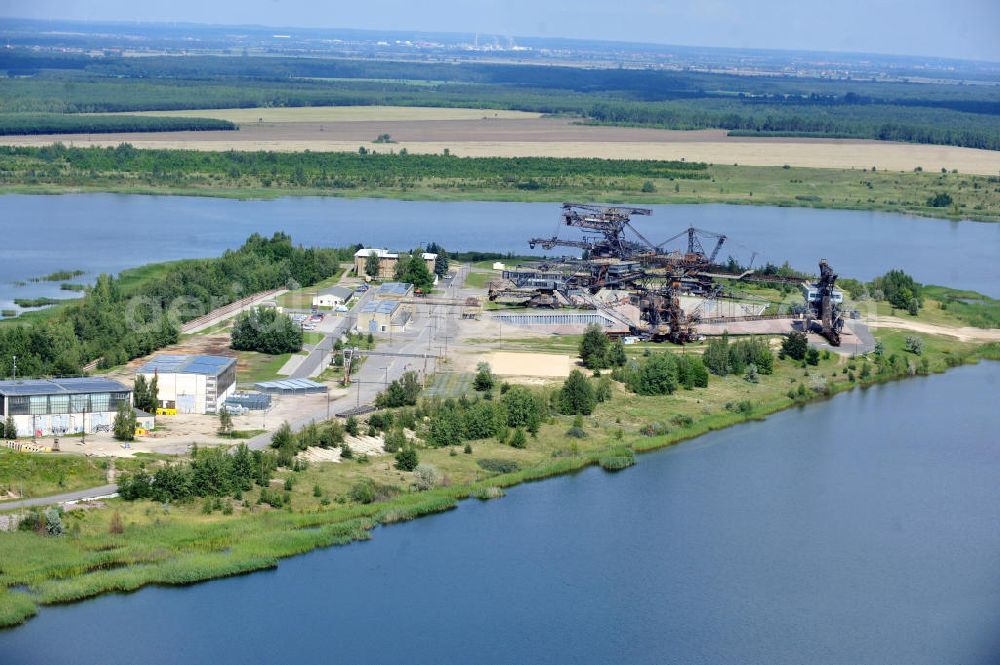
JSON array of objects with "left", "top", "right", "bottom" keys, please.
[
  {"left": 71, "top": 390, "right": 339, "bottom": 458},
  {"left": 299, "top": 433, "right": 387, "bottom": 463},
  {"left": 7, "top": 109, "right": 999, "bottom": 174},
  {"left": 867, "top": 316, "right": 1000, "bottom": 342},
  {"left": 484, "top": 351, "right": 575, "bottom": 378}
]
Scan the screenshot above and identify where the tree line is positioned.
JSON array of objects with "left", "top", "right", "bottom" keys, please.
[
  {"left": 0, "top": 113, "right": 235, "bottom": 136},
  {"left": 3, "top": 52, "right": 997, "bottom": 150}
]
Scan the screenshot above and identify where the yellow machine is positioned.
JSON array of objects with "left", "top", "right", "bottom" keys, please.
[{"left": 155, "top": 407, "right": 177, "bottom": 416}]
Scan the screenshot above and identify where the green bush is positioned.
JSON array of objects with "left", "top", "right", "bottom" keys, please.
[
  {"left": 394, "top": 447, "right": 419, "bottom": 471},
  {"left": 476, "top": 458, "right": 521, "bottom": 474}
]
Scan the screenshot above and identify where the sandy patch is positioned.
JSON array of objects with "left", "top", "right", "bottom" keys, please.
[
  {"left": 868, "top": 317, "right": 1000, "bottom": 342},
  {"left": 485, "top": 351, "right": 575, "bottom": 378}
]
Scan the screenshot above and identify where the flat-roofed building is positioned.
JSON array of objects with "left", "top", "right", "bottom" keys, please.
[
  {"left": 0, "top": 377, "right": 132, "bottom": 437},
  {"left": 136, "top": 354, "right": 237, "bottom": 415},
  {"left": 356, "top": 300, "right": 411, "bottom": 334},
  {"left": 354, "top": 248, "right": 398, "bottom": 280},
  {"left": 313, "top": 285, "right": 355, "bottom": 309},
  {"left": 374, "top": 281, "right": 414, "bottom": 300}
]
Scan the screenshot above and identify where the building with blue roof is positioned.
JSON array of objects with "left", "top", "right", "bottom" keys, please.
[
  {"left": 136, "top": 354, "right": 237, "bottom": 415},
  {"left": 0, "top": 377, "right": 132, "bottom": 438}
]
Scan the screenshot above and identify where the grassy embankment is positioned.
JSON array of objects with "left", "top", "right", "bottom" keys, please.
[
  {"left": 0, "top": 453, "right": 146, "bottom": 501},
  {"left": 0, "top": 321, "right": 996, "bottom": 627},
  {"left": 1, "top": 147, "right": 998, "bottom": 222}
]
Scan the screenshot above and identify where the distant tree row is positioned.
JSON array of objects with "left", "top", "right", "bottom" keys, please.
[{"left": 0, "top": 113, "right": 235, "bottom": 136}]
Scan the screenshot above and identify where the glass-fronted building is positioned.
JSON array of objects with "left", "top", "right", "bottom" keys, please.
[{"left": 0, "top": 377, "right": 132, "bottom": 437}]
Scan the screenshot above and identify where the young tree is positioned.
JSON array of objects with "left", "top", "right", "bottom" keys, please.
[
  {"left": 904, "top": 336, "right": 924, "bottom": 355},
  {"left": 630, "top": 354, "right": 678, "bottom": 396},
  {"left": 395, "top": 446, "right": 419, "bottom": 471},
  {"left": 145, "top": 374, "right": 159, "bottom": 413},
  {"left": 4, "top": 414, "right": 15, "bottom": 439},
  {"left": 364, "top": 250, "right": 380, "bottom": 279},
  {"left": 703, "top": 334, "right": 731, "bottom": 375},
  {"left": 400, "top": 252, "right": 435, "bottom": 292},
  {"left": 345, "top": 415, "right": 359, "bottom": 437},
  {"left": 502, "top": 385, "right": 543, "bottom": 431},
  {"left": 429, "top": 405, "right": 465, "bottom": 447},
  {"left": 559, "top": 369, "right": 598, "bottom": 415},
  {"left": 509, "top": 428, "right": 527, "bottom": 449},
  {"left": 133, "top": 374, "right": 148, "bottom": 413},
  {"left": 412, "top": 464, "right": 441, "bottom": 491},
  {"left": 805, "top": 347, "right": 820, "bottom": 366},
  {"left": 112, "top": 400, "right": 137, "bottom": 441},
  {"left": 218, "top": 406, "right": 234, "bottom": 437},
  {"left": 579, "top": 324, "right": 611, "bottom": 369},
  {"left": 607, "top": 339, "right": 627, "bottom": 367},
  {"left": 781, "top": 331, "right": 809, "bottom": 361},
  {"left": 473, "top": 362, "right": 496, "bottom": 392}
]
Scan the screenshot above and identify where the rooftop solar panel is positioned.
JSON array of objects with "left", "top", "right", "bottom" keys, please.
[
  {"left": 0, "top": 377, "right": 129, "bottom": 396},
  {"left": 137, "top": 354, "right": 236, "bottom": 376}
]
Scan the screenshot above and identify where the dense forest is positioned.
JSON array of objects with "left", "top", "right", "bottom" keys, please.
[
  {"left": 1, "top": 52, "right": 998, "bottom": 150},
  {"left": 0, "top": 143, "right": 709, "bottom": 192},
  {"left": 0, "top": 113, "right": 236, "bottom": 136},
  {"left": 0, "top": 233, "right": 355, "bottom": 378}
]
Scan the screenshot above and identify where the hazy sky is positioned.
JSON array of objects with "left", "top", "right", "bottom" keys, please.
[{"left": 4, "top": 0, "right": 999, "bottom": 61}]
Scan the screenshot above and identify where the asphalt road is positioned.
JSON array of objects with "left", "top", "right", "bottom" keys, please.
[
  {"left": 0, "top": 484, "right": 119, "bottom": 511},
  {"left": 245, "top": 264, "right": 468, "bottom": 450}
]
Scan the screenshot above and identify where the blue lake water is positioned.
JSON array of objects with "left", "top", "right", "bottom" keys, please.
[
  {"left": 0, "top": 194, "right": 998, "bottom": 314},
  {"left": 1, "top": 362, "right": 997, "bottom": 664}
]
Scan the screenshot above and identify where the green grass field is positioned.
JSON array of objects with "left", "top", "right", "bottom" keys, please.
[
  {"left": 463, "top": 270, "right": 497, "bottom": 290},
  {"left": 235, "top": 351, "right": 293, "bottom": 386}
]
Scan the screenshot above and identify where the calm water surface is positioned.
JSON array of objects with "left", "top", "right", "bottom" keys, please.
[
  {"left": 0, "top": 194, "right": 997, "bottom": 313},
  {"left": 1, "top": 362, "right": 997, "bottom": 664}
]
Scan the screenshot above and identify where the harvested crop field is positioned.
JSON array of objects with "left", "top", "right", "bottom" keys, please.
[{"left": 6, "top": 108, "right": 998, "bottom": 174}]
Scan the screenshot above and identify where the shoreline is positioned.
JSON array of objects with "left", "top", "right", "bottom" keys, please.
[
  {"left": 0, "top": 183, "right": 992, "bottom": 224},
  {"left": 0, "top": 185, "right": 988, "bottom": 224},
  {"left": 2, "top": 346, "right": 997, "bottom": 630}
]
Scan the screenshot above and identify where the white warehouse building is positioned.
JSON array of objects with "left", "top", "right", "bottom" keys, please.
[
  {"left": 0, "top": 377, "right": 133, "bottom": 438},
  {"left": 136, "top": 354, "right": 237, "bottom": 415}
]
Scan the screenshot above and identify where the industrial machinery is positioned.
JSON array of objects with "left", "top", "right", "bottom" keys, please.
[
  {"left": 802, "top": 259, "right": 845, "bottom": 346},
  {"left": 506, "top": 202, "right": 837, "bottom": 346},
  {"left": 529, "top": 203, "right": 656, "bottom": 259}
]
